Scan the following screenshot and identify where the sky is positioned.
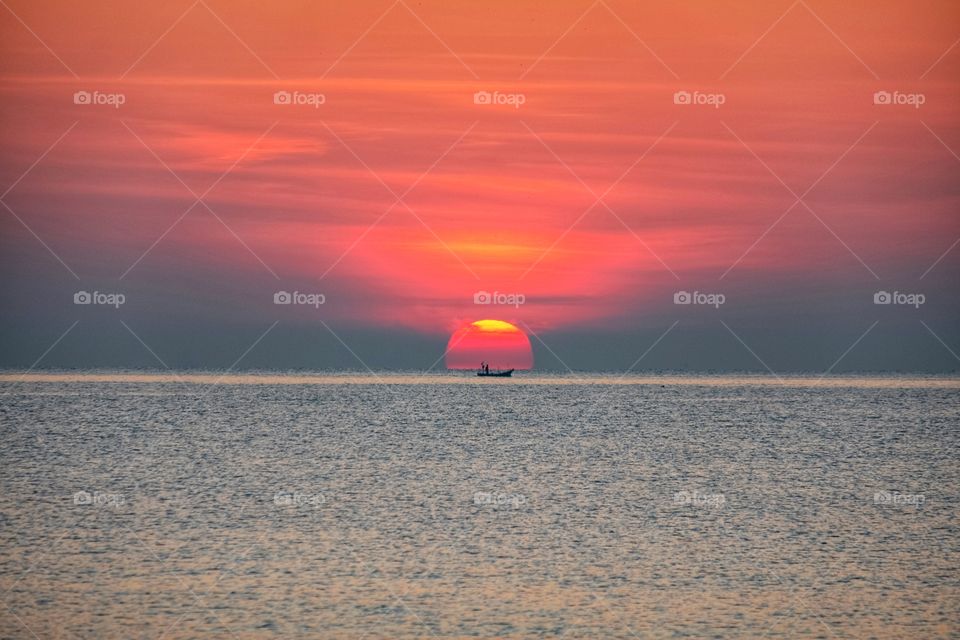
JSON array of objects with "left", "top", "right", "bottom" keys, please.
[{"left": 0, "top": 0, "right": 958, "bottom": 372}]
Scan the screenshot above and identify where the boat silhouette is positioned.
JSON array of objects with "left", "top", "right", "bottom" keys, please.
[{"left": 477, "top": 368, "right": 514, "bottom": 377}]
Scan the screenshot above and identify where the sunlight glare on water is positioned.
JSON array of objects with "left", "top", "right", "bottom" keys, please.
[{"left": 0, "top": 372, "right": 957, "bottom": 638}]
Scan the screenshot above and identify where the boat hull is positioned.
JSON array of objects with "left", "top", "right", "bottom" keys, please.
[{"left": 477, "top": 369, "right": 514, "bottom": 377}]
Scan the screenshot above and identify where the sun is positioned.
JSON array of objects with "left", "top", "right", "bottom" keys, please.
[{"left": 445, "top": 319, "right": 534, "bottom": 370}]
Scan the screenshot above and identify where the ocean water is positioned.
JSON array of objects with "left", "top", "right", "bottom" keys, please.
[{"left": 0, "top": 372, "right": 958, "bottom": 639}]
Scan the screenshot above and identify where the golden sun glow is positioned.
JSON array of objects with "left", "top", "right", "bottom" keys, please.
[{"left": 470, "top": 319, "right": 522, "bottom": 333}]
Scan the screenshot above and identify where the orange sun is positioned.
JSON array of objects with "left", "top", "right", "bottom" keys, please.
[{"left": 445, "top": 319, "right": 534, "bottom": 370}]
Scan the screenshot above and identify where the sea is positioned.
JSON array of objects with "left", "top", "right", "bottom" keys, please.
[{"left": 0, "top": 372, "right": 958, "bottom": 639}]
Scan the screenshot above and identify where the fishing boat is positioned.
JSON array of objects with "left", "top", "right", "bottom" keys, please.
[{"left": 477, "top": 368, "right": 514, "bottom": 377}]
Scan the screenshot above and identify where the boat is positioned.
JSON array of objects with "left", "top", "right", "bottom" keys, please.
[{"left": 477, "top": 368, "right": 514, "bottom": 377}]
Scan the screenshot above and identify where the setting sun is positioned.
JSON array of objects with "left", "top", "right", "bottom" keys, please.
[{"left": 445, "top": 319, "right": 534, "bottom": 370}]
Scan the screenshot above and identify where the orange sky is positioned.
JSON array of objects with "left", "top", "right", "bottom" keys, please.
[{"left": 1, "top": 0, "right": 958, "bottom": 338}]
